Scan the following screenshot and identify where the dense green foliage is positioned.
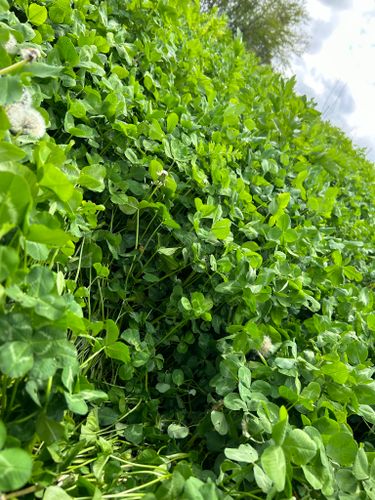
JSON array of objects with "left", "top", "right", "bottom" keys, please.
[
  {"left": 201, "top": 0, "right": 308, "bottom": 65},
  {"left": 0, "top": 0, "right": 374, "bottom": 498}
]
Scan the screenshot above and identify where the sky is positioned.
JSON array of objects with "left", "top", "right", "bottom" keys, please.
[{"left": 287, "top": 0, "right": 375, "bottom": 162}]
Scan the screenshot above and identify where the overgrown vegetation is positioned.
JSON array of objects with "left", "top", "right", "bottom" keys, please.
[{"left": 0, "top": 0, "right": 374, "bottom": 498}]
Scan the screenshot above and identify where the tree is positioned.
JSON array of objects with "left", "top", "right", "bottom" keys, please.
[{"left": 201, "top": 0, "right": 309, "bottom": 65}]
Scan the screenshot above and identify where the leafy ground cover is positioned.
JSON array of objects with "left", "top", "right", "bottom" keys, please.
[{"left": 0, "top": 0, "right": 374, "bottom": 498}]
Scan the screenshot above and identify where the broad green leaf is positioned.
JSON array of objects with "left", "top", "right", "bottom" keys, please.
[
  {"left": 283, "top": 429, "right": 317, "bottom": 465},
  {"left": 326, "top": 432, "right": 357, "bottom": 466},
  {"left": 27, "top": 63, "right": 62, "bottom": 78},
  {"left": 172, "top": 369, "right": 184, "bottom": 386},
  {"left": 0, "top": 76, "right": 22, "bottom": 105},
  {"left": 39, "top": 163, "right": 75, "bottom": 201},
  {"left": 43, "top": 486, "right": 73, "bottom": 500},
  {"left": 167, "top": 112, "right": 179, "bottom": 133},
  {"left": 0, "top": 246, "right": 19, "bottom": 281},
  {"left": 367, "top": 313, "right": 375, "bottom": 331},
  {"left": 211, "top": 219, "right": 231, "bottom": 240},
  {"left": 0, "top": 341, "right": 33, "bottom": 377},
  {"left": 223, "top": 393, "right": 247, "bottom": 411},
  {"left": 26, "top": 225, "right": 71, "bottom": 247},
  {"left": 65, "top": 393, "right": 88, "bottom": 415},
  {"left": 261, "top": 445, "right": 286, "bottom": 492},
  {"left": 320, "top": 361, "right": 349, "bottom": 384},
  {"left": 353, "top": 446, "right": 369, "bottom": 480},
  {"left": 0, "top": 142, "right": 26, "bottom": 161},
  {"left": 56, "top": 36, "right": 79, "bottom": 65},
  {"left": 167, "top": 423, "right": 189, "bottom": 439},
  {"left": 149, "top": 119, "right": 165, "bottom": 141},
  {"left": 272, "top": 406, "right": 288, "bottom": 445},
  {"left": 28, "top": 3, "right": 48, "bottom": 25},
  {"left": 253, "top": 464, "right": 273, "bottom": 493},
  {"left": 211, "top": 410, "right": 228, "bottom": 436},
  {"left": 36, "top": 415, "right": 65, "bottom": 445},
  {"left": 0, "top": 448, "right": 33, "bottom": 491},
  {"left": 0, "top": 168, "right": 32, "bottom": 230},
  {"left": 124, "top": 424, "right": 143, "bottom": 445},
  {"left": 224, "top": 444, "right": 258, "bottom": 463},
  {"left": 79, "top": 165, "right": 106, "bottom": 192},
  {"left": 105, "top": 342, "right": 130, "bottom": 363}
]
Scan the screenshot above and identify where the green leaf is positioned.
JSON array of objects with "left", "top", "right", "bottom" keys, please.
[
  {"left": 283, "top": 429, "right": 317, "bottom": 465},
  {"left": 167, "top": 112, "right": 179, "bottom": 133},
  {"left": 167, "top": 423, "right": 189, "bottom": 439},
  {"left": 0, "top": 76, "right": 23, "bottom": 106},
  {"left": 124, "top": 424, "right": 143, "bottom": 445},
  {"left": 28, "top": 3, "right": 48, "bottom": 25},
  {"left": 223, "top": 392, "right": 247, "bottom": 411},
  {"left": 326, "top": 432, "right": 357, "bottom": 466},
  {"left": 43, "top": 486, "right": 73, "bottom": 500},
  {"left": 353, "top": 446, "right": 369, "bottom": 480},
  {"left": 211, "top": 219, "right": 231, "bottom": 240},
  {"left": 0, "top": 448, "right": 33, "bottom": 491},
  {"left": 261, "top": 445, "right": 286, "bottom": 492},
  {"left": 343, "top": 265, "right": 362, "bottom": 282},
  {"left": 253, "top": 464, "right": 273, "bottom": 494},
  {"left": 0, "top": 142, "right": 26, "bottom": 162},
  {"left": 211, "top": 410, "right": 228, "bottom": 436},
  {"left": 320, "top": 360, "right": 349, "bottom": 384},
  {"left": 65, "top": 393, "right": 88, "bottom": 415},
  {"left": 0, "top": 246, "right": 19, "bottom": 281},
  {"left": 149, "top": 119, "right": 165, "bottom": 141},
  {"left": 39, "top": 163, "right": 75, "bottom": 201},
  {"left": 26, "top": 225, "right": 71, "bottom": 247},
  {"left": 272, "top": 406, "right": 288, "bottom": 445},
  {"left": 0, "top": 167, "right": 32, "bottom": 234},
  {"left": 224, "top": 444, "right": 258, "bottom": 463},
  {"left": 105, "top": 342, "right": 130, "bottom": 363},
  {"left": 27, "top": 63, "right": 62, "bottom": 78},
  {"left": 172, "top": 369, "right": 184, "bottom": 386},
  {"left": 36, "top": 415, "right": 65, "bottom": 445},
  {"left": 0, "top": 341, "right": 33, "bottom": 377},
  {"left": 79, "top": 165, "right": 106, "bottom": 192},
  {"left": 366, "top": 313, "right": 375, "bottom": 331},
  {"left": 56, "top": 36, "right": 79, "bottom": 65}
]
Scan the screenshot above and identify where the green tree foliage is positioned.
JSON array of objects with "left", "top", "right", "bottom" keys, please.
[
  {"left": 201, "top": 0, "right": 308, "bottom": 64},
  {"left": 0, "top": 0, "right": 374, "bottom": 498}
]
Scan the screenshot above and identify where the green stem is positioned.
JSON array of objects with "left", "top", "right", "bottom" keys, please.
[
  {"left": 81, "top": 347, "right": 105, "bottom": 371},
  {"left": 0, "top": 375, "right": 8, "bottom": 418},
  {"left": 8, "top": 379, "right": 20, "bottom": 412},
  {"left": 0, "top": 59, "right": 28, "bottom": 76}
]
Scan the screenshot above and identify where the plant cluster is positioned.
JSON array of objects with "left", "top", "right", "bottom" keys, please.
[{"left": 0, "top": 0, "right": 374, "bottom": 499}]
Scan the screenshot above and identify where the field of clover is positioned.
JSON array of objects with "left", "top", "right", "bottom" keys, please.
[{"left": 0, "top": 0, "right": 374, "bottom": 499}]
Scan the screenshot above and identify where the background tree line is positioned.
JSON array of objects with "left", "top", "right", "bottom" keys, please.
[{"left": 201, "top": 0, "right": 309, "bottom": 65}]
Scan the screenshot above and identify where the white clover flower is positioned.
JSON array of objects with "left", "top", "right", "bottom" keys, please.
[
  {"left": 4, "top": 33, "right": 18, "bottom": 55},
  {"left": 5, "top": 102, "right": 46, "bottom": 139},
  {"left": 258, "top": 335, "right": 273, "bottom": 357},
  {"left": 20, "top": 47, "right": 41, "bottom": 62}
]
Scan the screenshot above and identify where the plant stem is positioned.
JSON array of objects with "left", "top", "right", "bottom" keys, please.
[{"left": 0, "top": 59, "right": 28, "bottom": 76}]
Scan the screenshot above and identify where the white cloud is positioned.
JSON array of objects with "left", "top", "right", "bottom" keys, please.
[{"left": 287, "top": 0, "right": 375, "bottom": 161}]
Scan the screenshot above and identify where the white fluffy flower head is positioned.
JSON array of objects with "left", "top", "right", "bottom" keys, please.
[
  {"left": 20, "top": 47, "right": 41, "bottom": 62},
  {"left": 5, "top": 92, "right": 46, "bottom": 139},
  {"left": 259, "top": 335, "right": 273, "bottom": 357},
  {"left": 4, "top": 33, "right": 18, "bottom": 55}
]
